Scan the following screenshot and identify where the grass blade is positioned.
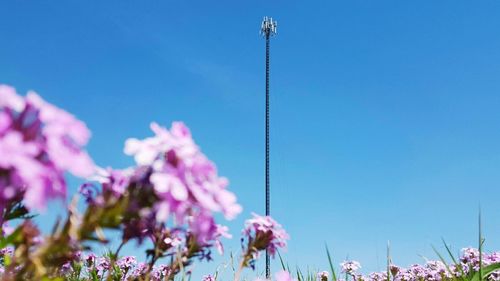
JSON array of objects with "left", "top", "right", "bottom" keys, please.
[
  {"left": 479, "top": 209, "right": 483, "bottom": 281},
  {"left": 325, "top": 244, "right": 337, "bottom": 281},
  {"left": 432, "top": 244, "right": 462, "bottom": 281},
  {"left": 278, "top": 250, "right": 287, "bottom": 271},
  {"left": 387, "top": 241, "right": 391, "bottom": 281},
  {"left": 441, "top": 238, "right": 466, "bottom": 279}
]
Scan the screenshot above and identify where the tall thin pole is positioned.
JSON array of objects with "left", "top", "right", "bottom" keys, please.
[
  {"left": 265, "top": 29, "right": 271, "bottom": 279},
  {"left": 260, "top": 16, "right": 276, "bottom": 279}
]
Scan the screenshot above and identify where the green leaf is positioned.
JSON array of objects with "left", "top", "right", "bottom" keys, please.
[
  {"left": 478, "top": 210, "right": 483, "bottom": 281},
  {"left": 432, "top": 244, "right": 463, "bottom": 281},
  {"left": 0, "top": 226, "right": 22, "bottom": 249},
  {"left": 4, "top": 203, "right": 30, "bottom": 221},
  {"left": 325, "top": 244, "right": 337, "bottom": 281},
  {"left": 297, "top": 266, "right": 304, "bottom": 281},
  {"left": 3, "top": 253, "right": 11, "bottom": 267},
  {"left": 387, "top": 241, "right": 391, "bottom": 281},
  {"left": 470, "top": 263, "right": 500, "bottom": 281},
  {"left": 41, "top": 277, "right": 63, "bottom": 281},
  {"left": 278, "top": 250, "right": 286, "bottom": 271},
  {"left": 442, "top": 238, "right": 467, "bottom": 278}
]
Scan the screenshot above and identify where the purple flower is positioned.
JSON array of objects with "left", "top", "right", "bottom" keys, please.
[
  {"left": 0, "top": 131, "right": 44, "bottom": 209},
  {"left": 340, "top": 261, "right": 361, "bottom": 275},
  {"left": 92, "top": 167, "right": 132, "bottom": 197},
  {"left": 96, "top": 256, "right": 110, "bottom": 272},
  {"left": 485, "top": 252, "right": 500, "bottom": 265},
  {"left": 25, "top": 92, "right": 94, "bottom": 178},
  {"left": 84, "top": 253, "right": 97, "bottom": 266},
  {"left": 124, "top": 121, "right": 242, "bottom": 223},
  {"left": 60, "top": 262, "right": 73, "bottom": 274},
  {"left": 130, "top": 262, "right": 148, "bottom": 277},
  {"left": 367, "top": 272, "right": 387, "bottom": 281},
  {"left": 0, "top": 247, "right": 13, "bottom": 257},
  {"left": 202, "top": 275, "right": 215, "bottom": 281},
  {"left": 321, "top": 248, "right": 500, "bottom": 281},
  {"left": 0, "top": 112, "right": 11, "bottom": 135},
  {"left": 117, "top": 256, "right": 137, "bottom": 270},
  {"left": 0, "top": 85, "right": 94, "bottom": 218},
  {"left": 243, "top": 213, "right": 289, "bottom": 258},
  {"left": 0, "top": 85, "right": 24, "bottom": 111},
  {"left": 317, "top": 271, "right": 329, "bottom": 281},
  {"left": 151, "top": 264, "right": 171, "bottom": 280},
  {"left": 461, "top": 247, "right": 481, "bottom": 271},
  {"left": 188, "top": 211, "right": 220, "bottom": 247},
  {"left": 89, "top": 121, "right": 243, "bottom": 254}
]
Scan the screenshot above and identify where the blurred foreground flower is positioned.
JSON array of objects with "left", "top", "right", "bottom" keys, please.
[
  {"left": 78, "top": 120, "right": 243, "bottom": 279},
  {"left": 0, "top": 85, "right": 94, "bottom": 222},
  {"left": 234, "top": 213, "right": 289, "bottom": 281},
  {"left": 0, "top": 84, "right": 245, "bottom": 280},
  {"left": 275, "top": 270, "right": 297, "bottom": 281}
]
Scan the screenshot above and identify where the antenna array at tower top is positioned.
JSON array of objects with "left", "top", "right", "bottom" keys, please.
[{"left": 261, "top": 16, "right": 277, "bottom": 37}]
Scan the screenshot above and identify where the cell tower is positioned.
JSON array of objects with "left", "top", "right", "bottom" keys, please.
[{"left": 260, "top": 16, "right": 277, "bottom": 279}]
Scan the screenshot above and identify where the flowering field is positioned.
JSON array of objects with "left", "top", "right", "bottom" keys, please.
[{"left": 0, "top": 84, "right": 499, "bottom": 281}]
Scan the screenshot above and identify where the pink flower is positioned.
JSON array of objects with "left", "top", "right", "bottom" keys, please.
[
  {"left": 0, "top": 85, "right": 24, "bottom": 111},
  {"left": 124, "top": 121, "right": 241, "bottom": 221},
  {"left": 120, "top": 121, "right": 241, "bottom": 245},
  {"left": 26, "top": 92, "right": 94, "bottom": 177},
  {"left": 0, "top": 131, "right": 48, "bottom": 210},
  {"left": 317, "top": 271, "right": 329, "bottom": 281},
  {"left": 214, "top": 224, "right": 232, "bottom": 254},
  {"left": 117, "top": 256, "right": 137, "bottom": 270},
  {"left": 150, "top": 172, "right": 188, "bottom": 201},
  {"left": 243, "top": 213, "right": 289, "bottom": 258},
  {"left": 131, "top": 262, "right": 148, "bottom": 277},
  {"left": 0, "top": 112, "right": 12, "bottom": 135},
  {"left": 84, "top": 253, "right": 97, "bottom": 266},
  {"left": 0, "top": 85, "right": 94, "bottom": 217},
  {"left": 96, "top": 256, "right": 110, "bottom": 271},
  {"left": 0, "top": 131, "right": 40, "bottom": 171},
  {"left": 340, "top": 261, "right": 361, "bottom": 275},
  {"left": 202, "top": 275, "right": 215, "bottom": 281},
  {"left": 188, "top": 211, "right": 232, "bottom": 254},
  {"left": 92, "top": 167, "right": 132, "bottom": 196}
]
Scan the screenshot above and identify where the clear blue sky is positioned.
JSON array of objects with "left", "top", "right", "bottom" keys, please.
[{"left": 2, "top": 1, "right": 500, "bottom": 279}]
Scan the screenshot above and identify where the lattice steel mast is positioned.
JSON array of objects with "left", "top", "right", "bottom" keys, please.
[{"left": 260, "top": 16, "right": 277, "bottom": 279}]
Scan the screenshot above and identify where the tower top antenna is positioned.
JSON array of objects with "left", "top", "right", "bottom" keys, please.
[{"left": 261, "top": 16, "right": 277, "bottom": 37}]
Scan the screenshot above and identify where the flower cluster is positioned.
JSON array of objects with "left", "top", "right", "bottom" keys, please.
[
  {"left": 0, "top": 85, "right": 94, "bottom": 226},
  {"left": 231, "top": 213, "right": 289, "bottom": 281},
  {"left": 341, "top": 260, "right": 361, "bottom": 275},
  {"left": 56, "top": 253, "right": 173, "bottom": 281},
  {"left": 0, "top": 84, "right": 248, "bottom": 280},
  {"left": 330, "top": 248, "right": 500, "bottom": 281},
  {"left": 124, "top": 121, "right": 242, "bottom": 220},
  {"left": 75, "top": 120, "right": 244, "bottom": 279},
  {"left": 202, "top": 274, "right": 215, "bottom": 281},
  {"left": 8, "top": 84, "right": 500, "bottom": 281},
  {"left": 317, "top": 270, "right": 329, "bottom": 281},
  {"left": 242, "top": 213, "right": 289, "bottom": 259},
  {"left": 84, "top": 121, "right": 242, "bottom": 245}
]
